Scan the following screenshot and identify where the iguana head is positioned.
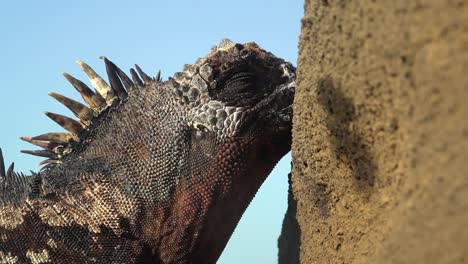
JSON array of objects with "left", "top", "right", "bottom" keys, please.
[{"left": 172, "top": 38, "right": 295, "bottom": 143}]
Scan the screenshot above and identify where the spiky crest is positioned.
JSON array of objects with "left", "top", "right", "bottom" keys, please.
[
  {"left": 0, "top": 148, "right": 38, "bottom": 206},
  {"left": 20, "top": 58, "right": 162, "bottom": 167}
]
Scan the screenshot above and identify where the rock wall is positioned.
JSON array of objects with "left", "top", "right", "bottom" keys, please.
[{"left": 279, "top": 1, "right": 468, "bottom": 263}]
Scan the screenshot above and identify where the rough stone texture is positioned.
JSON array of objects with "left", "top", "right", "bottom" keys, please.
[{"left": 279, "top": 0, "right": 468, "bottom": 263}]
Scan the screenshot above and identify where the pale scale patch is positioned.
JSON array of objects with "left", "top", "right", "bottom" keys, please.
[
  {"left": 0, "top": 251, "right": 19, "bottom": 264},
  {"left": 0, "top": 206, "right": 25, "bottom": 229},
  {"left": 26, "top": 249, "right": 50, "bottom": 264},
  {"left": 46, "top": 238, "right": 58, "bottom": 249}
]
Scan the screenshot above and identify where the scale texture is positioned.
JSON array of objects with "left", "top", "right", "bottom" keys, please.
[{"left": 0, "top": 39, "right": 295, "bottom": 264}]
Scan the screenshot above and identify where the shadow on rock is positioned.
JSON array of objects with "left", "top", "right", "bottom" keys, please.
[{"left": 316, "top": 77, "right": 376, "bottom": 192}]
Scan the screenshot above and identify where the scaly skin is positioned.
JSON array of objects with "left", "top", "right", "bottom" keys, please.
[{"left": 0, "top": 39, "right": 295, "bottom": 263}]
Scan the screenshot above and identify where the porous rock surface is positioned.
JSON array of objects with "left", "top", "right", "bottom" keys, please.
[{"left": 279, "top": 1, "right": 468, "bottom": 263}]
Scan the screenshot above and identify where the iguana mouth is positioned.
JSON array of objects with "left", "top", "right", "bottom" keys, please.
[{"left": 274, "top": 62, "right": 296, "bottom": 117}]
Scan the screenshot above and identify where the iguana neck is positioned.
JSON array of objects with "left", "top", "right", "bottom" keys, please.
[
  {"left": 189, "top": 135, "right": 291, "bottom": 262},
  {"left": 38, "top": 84, "right": 291, "bottom": 262}
]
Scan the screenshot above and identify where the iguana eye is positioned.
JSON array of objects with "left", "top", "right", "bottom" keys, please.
[
  {"left": 224, "top": 72, "right": 256, "bottom": 94},
  {"left": 210, "top": 71, "right": 259, "bottom": 107}
]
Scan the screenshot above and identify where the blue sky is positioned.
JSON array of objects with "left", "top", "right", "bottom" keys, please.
[{"left": 0, "top": 1, "right": 302, "bottom": 262}]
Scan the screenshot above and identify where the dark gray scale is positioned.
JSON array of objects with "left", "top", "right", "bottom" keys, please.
[
  {"left": 190, "top": 75, "right": 208, "bottom": 92},
  {"left": 198, "top": 64, "right": 214, "bottom": 83},
  {"left": 187, "top": 87, "right": 201, "bottom": 102},
  {"left": 216, "top": 109, "right": 228, "bottom": 120}
]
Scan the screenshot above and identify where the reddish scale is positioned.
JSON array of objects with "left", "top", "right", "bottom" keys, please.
[{"left": 136, "top": 133, "right": 290, "bottom": 263}]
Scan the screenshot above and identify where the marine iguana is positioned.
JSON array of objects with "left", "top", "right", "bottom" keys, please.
[{"left": 0, "top": 39, "right": 295, "bottom": 264}]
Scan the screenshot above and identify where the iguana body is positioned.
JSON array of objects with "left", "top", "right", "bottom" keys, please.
[{"left": 0, "top": 39, "right": 295, "bottom": 263}]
